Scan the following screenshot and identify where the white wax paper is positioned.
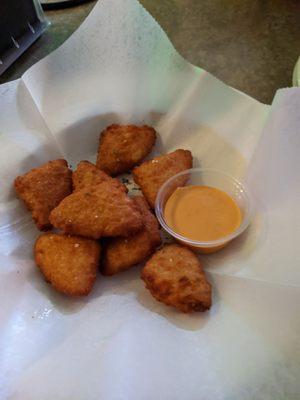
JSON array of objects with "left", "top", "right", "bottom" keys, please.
[{"left": 0, "top": 0, "right": 299, "bottom": 399}]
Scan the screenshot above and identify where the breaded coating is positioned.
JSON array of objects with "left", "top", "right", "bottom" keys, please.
[
  {"left": 14, "top": 159, "right": 72, "bottom": 230},
  {"left": 141, "top": 244, "right": 212, "bottom": 313},
  {"left": 72, "top": 160, "right": 127, "bottom": 192},
  {"left": 96, "top": 124, "right": 156, "bottom": 175},
  {"left": 34, "top": 233, "right": 100, "bottom": 296},
  {"left": 102, "top": 196, "right": 161, "bottom": 276},
  {"left": 133, "top": 149, "right": 193, "bottom": 208},
  {"left": 49, "top": 181, "right": 143, "bottom": 239}
]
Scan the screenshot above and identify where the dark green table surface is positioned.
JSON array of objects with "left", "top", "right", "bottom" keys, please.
[{"left": 1, "top": 0, "right": 299, "bottom": 104}]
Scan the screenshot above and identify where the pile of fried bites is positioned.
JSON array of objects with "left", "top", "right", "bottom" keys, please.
[{"left": 14, "top": 124, "right": 212, "bottom": 313}]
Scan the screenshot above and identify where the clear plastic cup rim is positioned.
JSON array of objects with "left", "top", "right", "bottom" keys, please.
[{"left": 155, "top": 168, "right": 254, "bottom": 248}]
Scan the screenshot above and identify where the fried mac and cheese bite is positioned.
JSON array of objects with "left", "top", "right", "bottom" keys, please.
[
  {"left": 133, "top": 149, "right": 192, "bottom": 208},
  {"left": 34, "top": 233, "right": 101, "bottom": 296},
  {"left": 14, "top": 159, "right": 72, "bottom": 230},
  {"left": 141, "top": 244, "right": 212, "bottom": 313},
  {"left": 72, "top": 160, "right": 127, "bottom": 192},
  {"left": 49, "top": 180, "right": 143, "bottom": 239},
  {"left": 96, "top": 124, "right": 156, "bottom": 175},
  {"left": 102, "top": 196, "right": 161, "bottom": 275}
]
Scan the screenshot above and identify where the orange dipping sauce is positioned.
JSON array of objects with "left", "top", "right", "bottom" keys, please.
[{"left": 164, "top": 185, "right": 242, "bottom": 251}]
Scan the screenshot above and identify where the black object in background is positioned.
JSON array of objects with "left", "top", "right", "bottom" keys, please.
[
  {"left": 41, "top": 0, "right": 94, "bottom": 11},
  {"left": 0, "top": 0, "right": 48, "bottom": 75}
]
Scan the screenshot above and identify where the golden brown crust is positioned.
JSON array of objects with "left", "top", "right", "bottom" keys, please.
[
  {"left": 133, "top": 149, "right": 193, "bottom": 208},
  {"left": 96, "top": 124, "right": 156, "bottom": 175},
  {"left": 34, "top": 233, "right": 101, "bottom": 296},
  {"left": 132, "top": 196, "right": 161, "bottom": 248},
  {"left": 72, "top": 160, "right": 127, "bottom": 192},
  {"left": 141, "top": 244, "right": 212, "bottom": 313},
  {"left": 14, "top": 159, "right": 72, "bottom": 231},
  {"left": 102, "top": 196, "right": 161, "bottom": 276},
  {"left": 49, "top": 181, "right": 143, "bottom": 239}
]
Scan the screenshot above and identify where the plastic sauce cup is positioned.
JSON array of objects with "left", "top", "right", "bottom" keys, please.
[{"left": 155, "top": 168, "right": 254, "bottom": 253}]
